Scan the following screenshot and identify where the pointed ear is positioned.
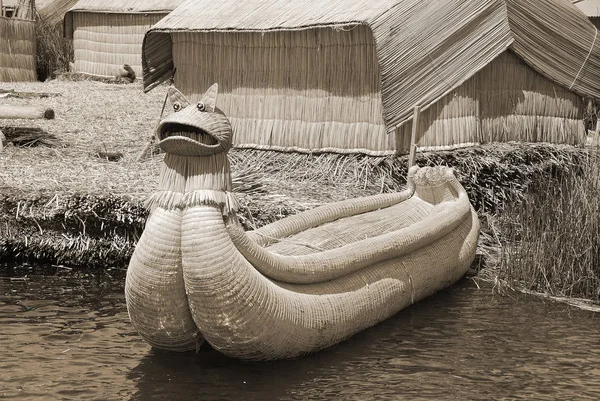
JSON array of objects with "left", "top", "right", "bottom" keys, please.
[
  {"left": 200, "top": 83, "right": 218, "bottom": 112},
  {"left": 167, "top": 86, "right": 190, "bottom": 112}
]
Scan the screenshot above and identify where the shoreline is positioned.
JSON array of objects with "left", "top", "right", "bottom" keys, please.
[
  {"left": 0, "top": 79, "right": 597, "bottom": 307},
  {"left": 1, "top": 141, "right": 589, "bottom": 270}
]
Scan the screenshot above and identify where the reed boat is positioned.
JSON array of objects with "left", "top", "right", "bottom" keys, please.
[{"left": 125, "top": 84, "right": 480, "bottom": 360}]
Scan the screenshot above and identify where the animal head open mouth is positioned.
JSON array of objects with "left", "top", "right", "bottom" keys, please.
[
  {"left": 160, "top": 123, "right": 219, "bottom": 143},
  {"left": 158, "top": 123, "right": 222, "bottom": 156},
  {"left": 156, "top": 84, "right": 232, "bottom": 156}
]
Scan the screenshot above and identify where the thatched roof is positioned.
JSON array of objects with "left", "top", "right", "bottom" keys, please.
[
  {"left": 63, "top": 0, "right": 184, "bottom": 41},
  {"left": 143, "top": 0, "right": 600, "bottom": 131},
  {"left": 66, "top": 0, "right": 183, "bottom": 14},
  {"left": 575, "top": 0, "right": 600, "bottom": 16},
  {"left": 38, "top": 0, "right": 80, "bottom": 26}
]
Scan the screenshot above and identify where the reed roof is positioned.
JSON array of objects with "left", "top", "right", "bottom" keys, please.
[
  {"left": 63, "top": 0, "right": 184, "bottom": 42},
  {"left": 39, "top": 0, "right": 80, "bottom": 26},
  {"left": 66, "top": 0, "right": 183, "bottom": 14},
  {"left": 143, "top": 0, "right": 600, "bottom": 131}
]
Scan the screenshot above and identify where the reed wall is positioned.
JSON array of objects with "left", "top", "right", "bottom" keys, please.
[
  {"left": 71, "top": 12, "right": 166, "bottom": 78},
  {"left": 172, "top": 27, "right": 393, "bottom": 155},
  {"left": 398, "top": 51, "right": 585, "bottom": 153},
  {"left": 0, "top": 16, "right": 36, "bottom": 82}
]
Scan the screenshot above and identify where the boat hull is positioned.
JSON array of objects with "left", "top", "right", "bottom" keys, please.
[{"left": 126, "top": 166, "right": 480, "bottom": 360}]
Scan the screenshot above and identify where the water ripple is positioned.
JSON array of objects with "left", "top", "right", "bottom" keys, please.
[{"left": 1, "top": 269, "right": 599, "bottom": 400}]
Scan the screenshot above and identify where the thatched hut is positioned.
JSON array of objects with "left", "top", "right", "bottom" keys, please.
[
  {"left": 142, "top": 0, "right": 600, "bottom": 156},
  {"left": 0, "top": 0, "right": 36, "bottom": 82},
  {"left": 575, "top": 0, "right": 600, "bottom": 29},
  {"left": 63, "top": 0, "right": 184, "bottom": 78}
]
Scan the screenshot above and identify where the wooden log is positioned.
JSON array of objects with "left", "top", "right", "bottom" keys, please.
[
  {"left": 0, "top": 89, "right": 60, "bottom": 99},
  {"left": 0, "top": 105, "right": 55, "bottom": 120}
]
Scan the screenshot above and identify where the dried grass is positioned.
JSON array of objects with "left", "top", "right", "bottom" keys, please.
[
  {"left": 35, "top": 19, "right": 72, "bottom": 81},
  {"left": 491, "top": 150, "right": 600, "bottom": 303}
]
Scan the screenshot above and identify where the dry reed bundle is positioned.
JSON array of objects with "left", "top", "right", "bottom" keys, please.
[
  {"left": 1, "top": 126, "right": 61, "bottom": 147},
  {"left": 35, "top": 18, "right": 73, "bottom": 81}
]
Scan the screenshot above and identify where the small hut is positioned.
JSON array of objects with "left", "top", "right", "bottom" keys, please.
[
  {"left": 0, "top": 0, "right": 36, "bottom": 82},
  {"left": 575, "top": 0, "right": 600, "bottom": 29},
  {"left": 142, "top": 0, "right": 600, "bottom": 155},
  {"left": 63, "top": 0, "right": 184, "bottom": 79}
]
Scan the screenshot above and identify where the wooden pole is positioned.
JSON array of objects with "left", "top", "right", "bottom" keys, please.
[
  {"left": 594, "top": 118, "right": 600, "bottom": 149},
  {"left": 408, "top": 105, "right": 420, "bottom": 168},
  {"left": 0, "top": 105, "right": 55, "bottom": 119}
]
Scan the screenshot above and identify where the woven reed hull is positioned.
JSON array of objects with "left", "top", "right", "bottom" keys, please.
[
  {"left": 125, "top": 207, "right": 201, "bottom": 352},
  {"left": 184, "top": 207, "right": 478, "bottom": 360},
  {"left": 126, "top": 166, "right": 479, "bottom": 360}
]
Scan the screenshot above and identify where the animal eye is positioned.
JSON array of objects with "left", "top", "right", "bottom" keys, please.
[
  {"left": 197, "top": 102, "right": 206, "bottom": 112},
  {"left": 173, "top": 102, "right": 182, "bottom": 112}
]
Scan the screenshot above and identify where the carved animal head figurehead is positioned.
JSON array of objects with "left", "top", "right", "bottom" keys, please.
[{"left": 156, "top": 84, "right": 233, "bottom": 156}]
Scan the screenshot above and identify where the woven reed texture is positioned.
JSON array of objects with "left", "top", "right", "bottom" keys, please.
[
  {"left": 142, "top": 0, "right": 599, "bottom": 155},
  {"left": 229, "top": 180, "right": 471, "bottom": 284},
  {"left": 125, "top": 207, "right": 201, "bottom": 352},
  {"left": 128, "top": 150, "right": 479, "bottom": 358},
  {"left": 0, "top": 16, "right": 36, "bottom": 82},
  {"left": 68, "top": 11, "right": 167, "bottom": 78}
]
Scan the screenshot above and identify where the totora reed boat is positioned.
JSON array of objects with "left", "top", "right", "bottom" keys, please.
[{"left": 125, "top": 84, "right": 481, "bottom": 360}]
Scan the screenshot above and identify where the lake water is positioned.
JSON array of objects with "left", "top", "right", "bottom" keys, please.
[{"left": 1, "top": 264, "right": 599, "bottom": 400}]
